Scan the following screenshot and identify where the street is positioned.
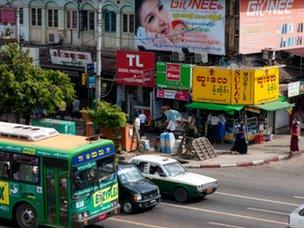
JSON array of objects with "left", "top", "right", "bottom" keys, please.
[{"left": 1, "top": 156, "right": 303, "bottom": 228}]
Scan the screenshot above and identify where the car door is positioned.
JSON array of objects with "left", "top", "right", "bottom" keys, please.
[
  {"left": 299, "top": 208, "right": 304, "bottom": 227},
  {"left": 146, "top": 163, "right": 172, "bottom": 194}
]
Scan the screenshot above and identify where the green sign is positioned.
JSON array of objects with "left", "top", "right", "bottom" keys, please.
[{"left": 156, "top": 62, "right": 191, "bottom": 90}]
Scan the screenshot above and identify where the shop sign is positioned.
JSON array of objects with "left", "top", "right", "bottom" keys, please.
[
  {"left": 240, "top": 0, "right": 304, "bottom": 54},
  {"left": 134, "top": 0, "right": 226, "bottom": 55},
  {"left": 157, "top": 89, "right": 190, "bottom": 101},
  {"left": 231, "top": 69, "right": 254, "bottom": 104},
  {"left": 0, "top": 8, "right": 16, "bottom": 24},
  {"left": 192, "top": 67, "right": 230, "bottom": 104},
  {"left": 156, "top": 62, "right": 191, "bottom": 90},
  {"left": 254, "top": 67, "right": 279, "bottom": 104},
  {"left": 288, "top": 81, "right": 300, "bottom": 97},
  {"left": 50, "top": 49, "right": 92, "bottom": 67},
  {"left": 116, "top": 50, "right": 155, "bottom": 87}
]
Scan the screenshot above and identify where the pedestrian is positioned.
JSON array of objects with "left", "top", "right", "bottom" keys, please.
[
  {"left": 207, "top": 112, "right": 220, "bottom": 143},
  {"left": 187, "top": 113, "right": 198, "bottom": 138},
  {"left": 71, "top": 99, "right": 80, "bottom": 118},
  {"left": 59, "top": 100, "right": 67, "bottom": 120},
  {"left": 290, "top": 120, "right": 301, "bottom": 156},
  {"left": 133, "top": 113, "right": 142, "bottom": 153},
  {"left": 217, "top": 114, "right": 226, "bottom": 144},
  {"left": 139, "top": 110, "right": 147, "bottom": 136},
  {"left": 230, "top": 121, "right": 248, "bottom": 155}
]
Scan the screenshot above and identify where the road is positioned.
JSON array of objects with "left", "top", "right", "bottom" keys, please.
[{"left": 1, "top": 156, "right": 303, "bottom": 228}]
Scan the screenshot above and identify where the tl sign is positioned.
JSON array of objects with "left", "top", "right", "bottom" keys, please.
[{"left": 126, "top": 54, "right": 144, "bottom": 67}]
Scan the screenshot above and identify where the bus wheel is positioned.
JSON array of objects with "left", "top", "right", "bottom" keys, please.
[{"left": 16, "top": 203, "right": 38, "bottom": 228}]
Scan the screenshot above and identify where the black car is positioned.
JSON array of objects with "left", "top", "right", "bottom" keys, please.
[{"left": 117, "top": 164, "right": 161, "bottom": 214}]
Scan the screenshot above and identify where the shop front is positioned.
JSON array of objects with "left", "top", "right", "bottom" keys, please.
[{"left": 116, "top": 50, "right": 156, "bottom": 121}]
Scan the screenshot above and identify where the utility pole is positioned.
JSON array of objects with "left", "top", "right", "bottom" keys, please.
[
  {"left": 16, "top": 7, "right": 20, "bottom": 43},
  {"left": 95, "top": 1, "right": 102, "bottom": 101}
]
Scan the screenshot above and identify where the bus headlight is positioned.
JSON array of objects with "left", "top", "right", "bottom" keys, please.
[
  {"left": 133, "top": 194, "right": 142, "bottom": 202},
  {"left": 73, "top": 211, "right": 89, "bottom": 221}
]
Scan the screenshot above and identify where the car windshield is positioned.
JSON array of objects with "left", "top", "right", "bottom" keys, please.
[
  {"left": 118, "top": 166, "right": 144, "bottom": 184},
  {"left": 163, "top": 162, "right": 186, "bottom": 177},
  {"left": 72, "top": 155, "right": 115, "bottom": 193}
]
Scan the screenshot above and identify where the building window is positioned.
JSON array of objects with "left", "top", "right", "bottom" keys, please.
[
  {"left": 80, "top": 10, "right": 95, "bottom": 31},
  {"left": 67, "top": 10, "right": 77, "bottom": 29},
  {"left": 48, "top": 9, "right": 58, "bottom": 27},
  {"left": 19, "top": 8, "right": 23, "bottom": 25},
  {"left": 104, "top": 11, "right": 116, "bottom": 32},
  {"left": 31, "top": 8, "right": 42, "bottom": 26},
  {"left": 123, "top": 14, "right": 134, "bottom": 33}
]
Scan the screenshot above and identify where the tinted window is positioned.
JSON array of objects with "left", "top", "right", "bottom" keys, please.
[{"left": 299, "top": 208, "right": 304, "bottom": 216}]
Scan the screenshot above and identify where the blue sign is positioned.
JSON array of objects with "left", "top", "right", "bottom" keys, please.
[
  {"left": 85, "top": 62, "right": 96, "bottom": 74},
  {"left": 88, "top": 76, "right": 96, "bottom": 88},
  {"left": 72, "top": 144, "right": 115, "bottom": 166}
]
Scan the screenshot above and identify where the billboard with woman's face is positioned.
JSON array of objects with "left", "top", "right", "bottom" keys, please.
[{"left": 135, "top": 0, "right": 226, "bottom": 55}]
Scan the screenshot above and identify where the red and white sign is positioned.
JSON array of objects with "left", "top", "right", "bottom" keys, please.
[
  {"left": 166, "top": 63, "right": 181, "bottom": 81},
  {"left": 116, "top": 50, "right": 155, "bottom": 87},
  {"left": 157, "top": 89, "right": 190, "bottom": 101}
]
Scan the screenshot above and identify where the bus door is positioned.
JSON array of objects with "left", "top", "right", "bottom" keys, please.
[{"left": 43, "top": 158, "right": 68, "bottom": 227}]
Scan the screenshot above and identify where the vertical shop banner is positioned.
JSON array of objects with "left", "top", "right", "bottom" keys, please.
[
  {"left": 116, "top": 50, "right": 155, "bottom": 87},
  {"left": 192, "top": 67, "right": 230, "bottom": 104},
  {"left": 253, "top": 67, "right": 279, "bottom": 104},
  {"left": 135, "top": 0, "right": 225, "bottom": 55},
  {"left": 156, "top": 62, "right": 191, "bottom": 90},
  {"left": 240, "top": 0, "right": 304, "bottom": 54},
  {"left": 231, "top": 69, "right": 254, "bottom": 104}
]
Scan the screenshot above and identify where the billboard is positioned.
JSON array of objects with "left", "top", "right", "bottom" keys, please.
[
  {"left": 135, "top": 0, "right": 225, "bottom": 55},
  {"left": 116, "top": 50, "right": 155, "bottom": 87},
  {"left": 240, "top": 0, "right": 304, "bottom": 54},
  {"left": 156, "top": 62, "right": 191, "bottom": 90},
  {"left": 192, "top": 66, "right": 279, "bottom": 104}
]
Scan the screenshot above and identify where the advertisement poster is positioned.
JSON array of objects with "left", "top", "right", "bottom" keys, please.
[
  {"left": 156, "top": 62, "right": 191, "bottom": 90},
  {"left": 157, "top": 88, "right": 190, "bottom": 101},
  {"left": 116, "top": 50, "right": 155, "bottom": 87},
  {"left": 230, "top": 69, "right": 254, "bottom": 104},
  {"left": 254, "top": 67, "right": 279, "bottom": 104},
  {"left": 240, "top": 0, "right": 304, "bottom": 54},
  {"left": 192, "top": 67, "right": 230, "bottom": 104},
  {"left": 135, "top": 0, "right": 226, "bottom": 55}
]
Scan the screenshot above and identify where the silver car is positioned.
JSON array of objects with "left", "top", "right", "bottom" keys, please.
[{"left": 289, "top": 203, "right": 304, "bottom": 228}]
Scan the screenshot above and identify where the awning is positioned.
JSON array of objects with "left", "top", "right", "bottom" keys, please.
[
  {"left": 186, "top": 102, "right": 244, "bottom": 115},
  {"left": 255, "top": 100, "right": 294, "bottom": 111}
]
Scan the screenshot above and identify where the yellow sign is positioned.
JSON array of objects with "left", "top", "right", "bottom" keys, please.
[
  {"left": 231, "top": 69, "right": 254, "bottom": 104},
  {"left": 0, "top": 181, "right": 9, "bottom": 205},
  {"left": 93, "top": 183, "right": 118, "bottom": 208},
  {"left": 192, "top": 67, "right": 230, "bottom": 104},
  {"left": 254, "top": 67, "right": 279, "bottom": 104}
]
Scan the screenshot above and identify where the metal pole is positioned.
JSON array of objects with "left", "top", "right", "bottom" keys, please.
[
  {"left": 95, "top": 1, "right": 102, "bottom": 101},
  {"left": 16, "top": 7, "right": 20, "bottom": 43}
]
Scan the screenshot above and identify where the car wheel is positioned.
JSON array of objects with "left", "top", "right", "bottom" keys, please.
[
  {"left": 122, "top": 200, "right": 134, "bottom": 214},
  {"left": 16, "top": 203, "right": 38, "bottom": 228},
  {"left": 174, "top": 187, "right": 188, "bottom": 203}
]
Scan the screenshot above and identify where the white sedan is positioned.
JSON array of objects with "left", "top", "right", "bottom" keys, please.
[
  {"left": 289, "top": 203, "right": 304, "bottom": 228},
  {"left": 129, "top": 155, "right": 218, "bottom": 202}
]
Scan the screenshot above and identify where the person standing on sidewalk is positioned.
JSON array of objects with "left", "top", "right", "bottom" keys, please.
[
  {"left": 231, "top": 121, "right": 248, "bottom": 155},
  {"left": 290, "top": 120, "right": 301, "bottom": 156},
  {"left": 134, "top": 113, "right": 142, "bottom": 153},
  {"left": 139, "top": 110, "right": 147, "bottom": 136},
  {"left": 59, "top": 100, "right": 67, "bottom": 120}
]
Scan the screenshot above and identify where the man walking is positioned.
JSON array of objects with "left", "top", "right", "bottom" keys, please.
[{"left": 139, "top": 110, "right": 147, "bottom": 136}]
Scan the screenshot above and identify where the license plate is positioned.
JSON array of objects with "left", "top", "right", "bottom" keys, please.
[{"left": 207, "top": 187, "right": 213, "bottom": 193}]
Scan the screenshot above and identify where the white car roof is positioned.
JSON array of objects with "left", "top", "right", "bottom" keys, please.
[{"left": 130, "top": 155, "right": 177, "bottom": 165}]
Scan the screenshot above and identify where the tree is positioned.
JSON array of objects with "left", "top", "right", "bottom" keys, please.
[{"left": 0, "top": 43, "right": 75, "bottom": 124}]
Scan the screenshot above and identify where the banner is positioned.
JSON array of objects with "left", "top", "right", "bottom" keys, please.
[
  {"left": 231, "top": 69, "right": 254, "bottom": 104},
  {"left": 116, "top": 50, "right": 155, "bottom": 87},
  {"left": 156, "top": 62, "right": 191, "bottom": 90},
  {"left": 135, "top": 0, "right": 225, "bottom": 55},
  {"left": 192, "top": 67, "right": 230, "bottom": 104},
  {"left": 50, "top": 49, "right": 92, "bottom": 67},
  {"left": 157, "top": 89, "right": 190, "bottom": 101},
  {"left": 240, "top": 0, "right": 304, "bottom": 54},
  {"left": 254, "top": 67, "right": 279, "bottom": 104}
]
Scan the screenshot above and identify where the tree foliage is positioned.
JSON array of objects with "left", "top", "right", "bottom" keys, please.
[{"left": 0, "top": 43, "right": 75, "bottom": 123}]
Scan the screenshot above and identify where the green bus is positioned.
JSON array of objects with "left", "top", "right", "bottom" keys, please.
[{"left": 0, "top": 121, "right": 119, "bottom": 228}]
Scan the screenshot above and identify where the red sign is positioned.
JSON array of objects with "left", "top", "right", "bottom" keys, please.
[
  {"left": 0, "top": 8, "right": 16, "bottom": 24},
  {"left": 166, "top": 63, "right": 181, "bottom": 81},
  {"left": 157, "top": 89, "right": 190, "bottom": 101},
  {"left": 116, "top": 50, "right": 155, "bottom": 87}
]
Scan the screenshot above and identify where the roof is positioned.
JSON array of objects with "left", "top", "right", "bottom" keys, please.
[
  {"left": 132, "top": 155, "right": 177, "bottom": 165},
  {"left": 186, "top": 102, "right": 244, "bottom": 115},
  {"left": 255, "top": 100, "right": 294, "bottom": 111},
  {"left": 284, "top": 48, "right": 304, "bottom": 58}
]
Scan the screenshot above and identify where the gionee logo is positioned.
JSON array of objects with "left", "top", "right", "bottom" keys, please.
[{"left": 126, "top": 54, "right": 144, "bottom": 67}]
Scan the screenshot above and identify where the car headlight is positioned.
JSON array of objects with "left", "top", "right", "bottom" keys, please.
[{"left": 133, "top": 194, "right": 142, "bottom": 202}]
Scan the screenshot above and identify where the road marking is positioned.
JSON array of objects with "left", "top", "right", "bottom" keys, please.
[
  {"left": 208, "top": 222, "right": 246, "bottom": 228},
  {"left": 161, "top": 203, "right": 288, "bottom": 226},
  {"left": 108, "top": 217, "right": 167, "bottom": 228},
  {"left": 294, "top": 196, "right": 304, "bottom": 199},
  {"left": 247, "top": 207, "right": 290, "bottom": 216},
  {"left": 215, "top": 192, "right": 298, "bottom": 206}
]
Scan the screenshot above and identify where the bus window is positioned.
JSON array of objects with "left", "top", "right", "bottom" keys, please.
[
  {"left": 12, "top": 154, "right": 39, "bottom": 183},
  {"left": 97, "top": 155, "right": 115, "bottom": 182},
  {"left": 0, "top": 151, "right": 11, "bottom": 179}
]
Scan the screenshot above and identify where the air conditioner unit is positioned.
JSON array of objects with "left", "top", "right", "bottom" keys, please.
[
  {"left": 48, "top": 33, "right": 59, "bottom": 43},
  {"left": 172, "top": 51, "right": 179, "bottom": 62},
  {"left": 195, "top": 52, "right": 208, "bottom": 63}
]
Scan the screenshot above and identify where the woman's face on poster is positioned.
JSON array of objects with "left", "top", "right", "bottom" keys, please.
[{"left": 139, "top": 0, "right": 171, "bottom": 36}]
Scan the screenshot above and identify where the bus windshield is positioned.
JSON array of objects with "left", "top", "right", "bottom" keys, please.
[{"left": 72, "top": 155, "right": 115, "bottom": 193}]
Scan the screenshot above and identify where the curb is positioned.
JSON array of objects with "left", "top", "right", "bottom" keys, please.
[{"left": 184, "top": 154, "right": 291, "bottom": 169}]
